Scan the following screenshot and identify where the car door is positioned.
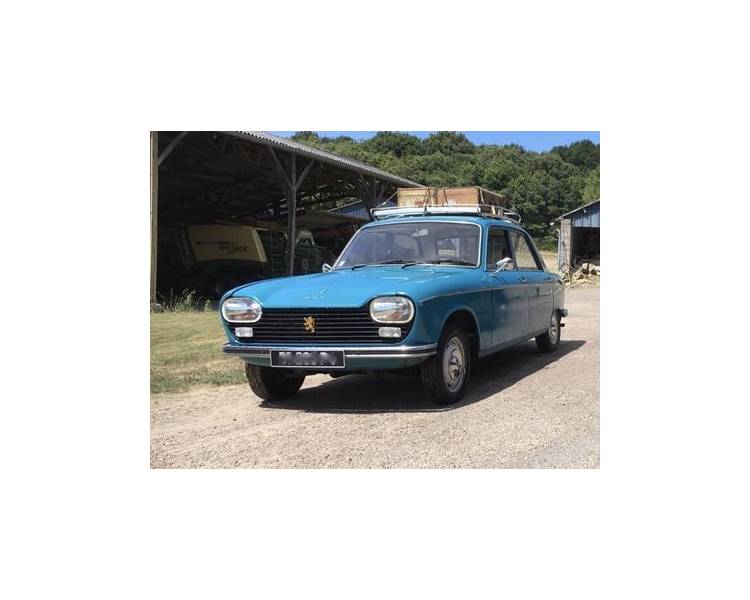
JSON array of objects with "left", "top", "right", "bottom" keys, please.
[
  {"left": 508, "top": 229, "right": 553, "bottom": 334},
  {"left": 486, "top": 226, "right": 529, "bottom": 346}
]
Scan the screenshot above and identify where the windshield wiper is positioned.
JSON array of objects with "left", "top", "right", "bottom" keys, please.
[
  {"left": 405, "top": 258, "right": 476, "bottom": 267},
  {"left": 378, "top": 259, "right": 416, "bottom": 265},
  {"left": 352, "top": 258, "right": 417, "bottom": 271},
  {"left": 350, "top": 259, "right": 415, "bottom": 269}
]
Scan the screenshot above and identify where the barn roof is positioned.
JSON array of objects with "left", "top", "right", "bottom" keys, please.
[
  {"left": 556, "top": 199, "right": 600, "bottom": 220},
  {"left": 230, "top": 132, "right": 421, "bottom": 188}
]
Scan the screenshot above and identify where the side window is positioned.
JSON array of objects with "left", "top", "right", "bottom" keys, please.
[
  {"left": 509, "top": 231, "right": 541, "bottom": 270},
  {"left": 486, "top": 227, "right": 512, "bottom": 269}
]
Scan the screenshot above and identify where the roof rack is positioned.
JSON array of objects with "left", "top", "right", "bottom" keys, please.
[{"left": 371, "top": 204, "right": 522, "bottom": 224}]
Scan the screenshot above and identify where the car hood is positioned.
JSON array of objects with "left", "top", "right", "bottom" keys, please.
[{"left": 227, "top": 266, "right": 479, "bottom": 308}]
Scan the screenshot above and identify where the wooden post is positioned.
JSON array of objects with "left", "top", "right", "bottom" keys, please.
[
  {"left": 286, "top": 156, "right": 297, "bottom": 276},
  {"left": 150, "top": 131, "right": 159, "bottom": 304},
  {"left": 267, "top": 148, "right": 315, "bottom": 277},
  {"left": 558, "top": 218, "right": 572, "bottom": 270}
]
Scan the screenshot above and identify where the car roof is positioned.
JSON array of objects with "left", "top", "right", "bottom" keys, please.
[{"left": 360, "top": 214, "right": 526, "bottom": 231}]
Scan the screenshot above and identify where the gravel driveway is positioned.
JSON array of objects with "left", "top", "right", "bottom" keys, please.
[{"left": 151, "top": 287, "right": 599, "bottom": 468}]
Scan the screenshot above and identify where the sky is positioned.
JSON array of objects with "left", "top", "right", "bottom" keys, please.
[{"left": 270, "top": 131, "right": 599, "bottom": 152}]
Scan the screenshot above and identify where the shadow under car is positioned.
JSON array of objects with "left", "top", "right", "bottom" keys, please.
[{"left": 259, "top": 339, "right": 586, "bottom": 414}]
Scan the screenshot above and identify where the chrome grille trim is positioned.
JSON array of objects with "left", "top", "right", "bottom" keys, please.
[{"left": 226, "top": 307, "right": 413, "bottom": 344}]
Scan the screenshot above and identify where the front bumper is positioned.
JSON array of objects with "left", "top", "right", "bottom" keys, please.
[{"left": 222, "top": 343, "right": 437, "bottom": 370}]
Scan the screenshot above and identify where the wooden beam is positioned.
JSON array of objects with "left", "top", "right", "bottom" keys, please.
[
  {"left": 150, "top": 132, "right": 159, "bottom": 304},
  {"left": 267, "top": 147, "right": 293, "bottom": 191},
  {"left": 286, "top": 156, "right": 297, "bottom": 276},
  {"left": 295, "top": 158, "right": 316, "bottom": 189},
  {"left": 157, "top": 131, "right": 188, "bottom": 166},
  {"left": 374, "top": 179, "right": 390, "bottom": 206},
  {"left": 267, "top": 151, "right": 318, "bottom": 276},
  {"left": 356, "top": 175, "right": 376, "bottom": 210}
]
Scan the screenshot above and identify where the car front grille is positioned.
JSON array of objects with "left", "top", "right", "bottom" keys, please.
[{"left": 227, "top": 307, "right": 411, "bottom": 344}]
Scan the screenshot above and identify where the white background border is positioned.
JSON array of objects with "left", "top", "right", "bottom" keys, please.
[{"left": 2, "top": 1, "right": 748, "bottom": 598}]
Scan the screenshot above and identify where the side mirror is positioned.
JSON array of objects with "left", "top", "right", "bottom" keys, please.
[
  {"left": 492, "top": 257, "right": 514, "bottom": 274},
  {"left": 322, "top": 263, "right": 333, "bottom": 273}
]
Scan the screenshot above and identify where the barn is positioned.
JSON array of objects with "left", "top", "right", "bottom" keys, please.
[
  {"left": 555, "top": 200, "right": 600, "bottom": 270},
  {"left": 150, "top": 132, "right": 420, "bottom": 304}
]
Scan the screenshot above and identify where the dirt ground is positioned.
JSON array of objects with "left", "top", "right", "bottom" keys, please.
[{"left": 150, "top": 287, "right": 599, "bottom": 468}]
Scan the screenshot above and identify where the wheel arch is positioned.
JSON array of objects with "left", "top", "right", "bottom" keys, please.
[{"left": 441, "top": 307, "right": 481, "bottom": 359}]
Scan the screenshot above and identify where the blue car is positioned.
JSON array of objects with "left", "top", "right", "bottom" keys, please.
[{"left": 220, "top": 206, "right": 567, "bottom": 405}]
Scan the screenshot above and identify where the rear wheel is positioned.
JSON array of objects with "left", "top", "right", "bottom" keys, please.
[
  {"left": 535, "top": 310, "right": 561, "bottom": 352},
  {"left": 245, "top": 364, "right": 305, "bottom": 400},
  {"left": 420, "top": 324, "right": 471, "bottom": 405}
]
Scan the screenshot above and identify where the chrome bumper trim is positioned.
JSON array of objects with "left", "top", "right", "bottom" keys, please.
[
  {"left": 344, "top": 352, "right": 436, "bottom": 359},
  {"left": 222, "top": 343, "right": 437, "bottom": 357}
]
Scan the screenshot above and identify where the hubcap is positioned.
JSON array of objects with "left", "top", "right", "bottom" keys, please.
[
  {"left": 443, "top": 336, "right": 466, "bottom": 392},
  {"left": 549, "top": 313, "right": 559, "bottom": 343}
]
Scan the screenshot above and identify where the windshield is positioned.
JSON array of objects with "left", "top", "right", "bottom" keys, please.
[{"left": 335, "top": 221, "right": 480, "bottom": 269}]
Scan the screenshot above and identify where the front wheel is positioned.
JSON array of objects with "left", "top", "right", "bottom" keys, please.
[
  {"left": 245, "top": 364, "right": 305, "bottom": 400},
  {"left": 420, "top": 325, "right": 471, "bottom": 405},
  {"left": 536, "top": 310, "right": 561, "bottom": 352}
]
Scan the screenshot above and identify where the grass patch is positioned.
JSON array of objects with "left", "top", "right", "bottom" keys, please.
[{"left": 150, "top": 311, "right": 245, "bottom": 394}]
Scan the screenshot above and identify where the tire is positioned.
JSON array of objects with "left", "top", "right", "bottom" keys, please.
[
  {"left": 245, "top": 364, "right": 305, "bottom": 401},
  {"left": 536, "top": 310, "right": 561, "bottom": 352},
  {"left": 420, "top": 324, "right": 471, "bottom": 405}
]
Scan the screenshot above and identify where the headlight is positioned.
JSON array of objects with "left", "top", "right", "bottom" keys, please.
[
  {"left": 222, "top": 297, "right": 262, "bottom": 323},
  {"left": 369, "top": 296, "right": 414, "bottom": 324}
]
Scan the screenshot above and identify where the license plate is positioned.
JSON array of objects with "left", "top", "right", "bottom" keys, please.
[{"left": 270, "top": 350, "right": 345, "bottom": 368}]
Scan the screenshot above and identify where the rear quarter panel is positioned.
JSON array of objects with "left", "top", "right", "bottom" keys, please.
[{"left": 554, "top": 280, "right": 565, "bottom": 312}]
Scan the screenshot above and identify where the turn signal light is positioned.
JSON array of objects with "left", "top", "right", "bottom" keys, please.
[{"left": 378, "top": 327, "right": 401, "bottom": 338}]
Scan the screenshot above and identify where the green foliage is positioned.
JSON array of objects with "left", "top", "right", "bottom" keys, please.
[
  {"left": 295, "top": 132, "right": 600, "bottom": 244},
  {"left": 422, "top": 131, "right": 475, "bottom": 155},
  {"left": 290, "top": 131, "right": 321, "bottom": 144},
  {"left": 582, "top": 166, "right": 600, "bottom": 201},
  {"left": 364, "top": 131, "right": 423, "bottom": 157},
  {"left": 550, "top": 139, "right": 600, "bottom": 169}
]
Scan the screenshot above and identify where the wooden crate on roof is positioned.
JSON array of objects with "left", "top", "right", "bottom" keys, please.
[{"left": 397, "top": 186, "right": 508, "bottom": 208}]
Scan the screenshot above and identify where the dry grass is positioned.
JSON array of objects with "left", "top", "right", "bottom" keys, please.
[
  {"left": 150, "top": 311, "right": 244, "bottom": 394},
  {"left": 540, "top": 251, "right": 558, "bottom": 272}
]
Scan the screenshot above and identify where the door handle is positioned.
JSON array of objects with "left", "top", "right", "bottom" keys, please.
[{"left": 520, "top": 275, "right": 526, "bottom": 282}]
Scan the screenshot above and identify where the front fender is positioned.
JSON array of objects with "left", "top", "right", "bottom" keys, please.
[{"left": 403, "top": 289, "right": 492, "bottom": 350}]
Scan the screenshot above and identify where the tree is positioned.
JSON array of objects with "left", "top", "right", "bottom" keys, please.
[
  {"left": 582, "top": 166, "right": 600, "bottom": 201},
  {"left": 364, "top": 131, "right": 423, "bottom": 157},
  {"left": 423, "top": 131, "right": 475, "bottom": 155},
  {"left": 290, "top": 131, "right": 322, "bottom": 145},
  {"left": 286, "top": 131, "right": 599, "bottom": 248},
  {"left": 550, "top": 139, "right": 599, "bottom": 169}
]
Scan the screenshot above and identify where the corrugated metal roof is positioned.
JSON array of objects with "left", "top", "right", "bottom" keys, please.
[
  {"left": 329, "top": 199, "right": 396, "bottom": 221},
  {"left": 228, "top": 131, "right": 422, "bottom": 188},
  {"left": 556, "top": 199, "right": 600, "bottom": 221}
]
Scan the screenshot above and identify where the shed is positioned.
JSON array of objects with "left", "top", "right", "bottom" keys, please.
[
  {"left": 555, "top": 200, "right": 600, "bottom": 270},
  {"left": 151, "top": 132, "right": 421, "bottom": 302}
]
